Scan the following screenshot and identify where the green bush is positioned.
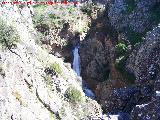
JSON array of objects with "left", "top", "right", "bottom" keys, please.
[
  {"left": 50, "top": 62, "right": 62, "bottom": 75},
  {"left": 66, "top": 86, "right": 83, "bottom": 103},
  {"left": 33, "top": 14, "right": 45, "bottom": 25},
  {"left": 115, "top": 42, "right": 135, "bottom": 84},
  {"left": 0, "top": 19, "right": 20, "bottom": 48},
  {"left": 48, "top": 13, "right": 60, "bottom": 20},
  {"left": 115, "top": 43, "right": 128, "bottom": 57}
]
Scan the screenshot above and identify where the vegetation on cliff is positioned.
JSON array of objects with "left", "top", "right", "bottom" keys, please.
[{"left": 0, "top": 19, "right": 20, "bottom": 49}]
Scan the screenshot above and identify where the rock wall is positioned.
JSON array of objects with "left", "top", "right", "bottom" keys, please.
[
  {"left": 108, "top": 0, "right": 158, "bottom": 33},
  {"left": 0, "top": 3, "right": 102, "bottom": 120},
  {"left": 127, "top": 25, "right": 160, "bottom": 119},
  {"left": 80, "top": 0, "right": 160, "bottom": 119}
]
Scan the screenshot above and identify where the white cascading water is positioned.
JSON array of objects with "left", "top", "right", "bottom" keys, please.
[
  {"left": 72, "top": 46, "right": 95, "bottom": 99},
  {"left": 73, "top": 46, "right": 81, "bottom": 76},
  {"left": 72, "top": 46, "right": 119, "bottom": 120}
]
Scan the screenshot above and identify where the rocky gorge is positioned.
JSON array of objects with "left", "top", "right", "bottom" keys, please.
[
  {"left": 0, "top": 0, "right": 160, "bottom": 120},
  {"left": 80, "top": 0, "right": 160, "bottom": 119}
]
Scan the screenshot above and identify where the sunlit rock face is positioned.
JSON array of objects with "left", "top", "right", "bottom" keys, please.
[{"left": 0, "top": 3, "right": 103, "bottom": 120}]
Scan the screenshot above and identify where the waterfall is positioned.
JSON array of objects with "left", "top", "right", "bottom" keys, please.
[
  {"left": 73, "top": 46, "right": 81, "bottom": 76},
  {"left": 72, "top": 46, "right": 121, "bottom": 120},
  {"left": 72, "top": 45, "right": 95, "bottom": 99}
]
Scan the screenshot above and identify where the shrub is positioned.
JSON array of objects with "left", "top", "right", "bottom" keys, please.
[
  {"left": 80, "top": 2, "right": 104, "bottom": 18},
  {"left": 115, "top": 42, "right": 135, "bottom": 84},
  {"left": 36, "top": 23, "right": 49, "bottom": 36},
  {"left": 48, "top": 13, "right": 56, "bottom": 19},
  {"left": 50, "top": 62, "right": 62, "bottom": 75},
  {"left": 66, "top": 86, "right": 83, "bottom": 103},
  {"left": 33, "top": 14, "right": 45, "bottom": 25},
  {"left": 0, "top": 19, "right": 20, "bottom": 49},
  {"left": 115, "top": 43, "right": 128, "bottom": 57}
]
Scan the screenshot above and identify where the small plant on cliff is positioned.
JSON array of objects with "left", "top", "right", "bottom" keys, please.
[
  {"left": 66, "top": 86, "right": 83, "bottom": 103},
  {"left": 0, "top": 19, "right": 20, "bottom": 49},
  {"left": 115, "top": 42, "right": 135, "bottom": 84},
  {"left": 115, "top": 43, "right": 128, "bottom": 57},
  {"left": 50, "top": 62, "right": 62, "bottom": 75}
]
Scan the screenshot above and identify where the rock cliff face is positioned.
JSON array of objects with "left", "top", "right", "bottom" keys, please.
[
  {"left": 108, "top": 0, "right": 159, "bottom": 33},
  {"left": 80, "top": 0, "right": 160, "bottom": 119},
  {"left": 127, "top": 25, "right": 160, "bottom": 120},
  {"left": 0, "top": 3, "right": 102, "bottom": 120},
  {"left": 80, "top": 9, "right": 120, "bottom": 89}
]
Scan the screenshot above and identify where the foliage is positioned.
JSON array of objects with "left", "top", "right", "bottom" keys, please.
[
  {"left": 0, "top": 19, "right": 20, "bottom": 49},
  {"left": 115, "top": 41, "right": 135, "bottom": 84},
  {"left": 48, "top": 13, "right": 57, "bottom": 19},
  {"left": 81, "top": 3, "right": 93, "bottom": 16},
  {"left": 33, "top": 14, "right": 45, "bottom": 25},
  {"left": 66, "top": 86, "right": 83, "bottom": 103},
  {"left": 50, "top": 62, "right": 62, "bottom": 75},
  {"left": 32, "top": 5, "right": 65, "bottom": 44},
  {"left": 115, "top": 42, "right": 128, "bottom": 57},
  {"left": 50, "top": 113, "right": 58, "bottom": 120}
]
